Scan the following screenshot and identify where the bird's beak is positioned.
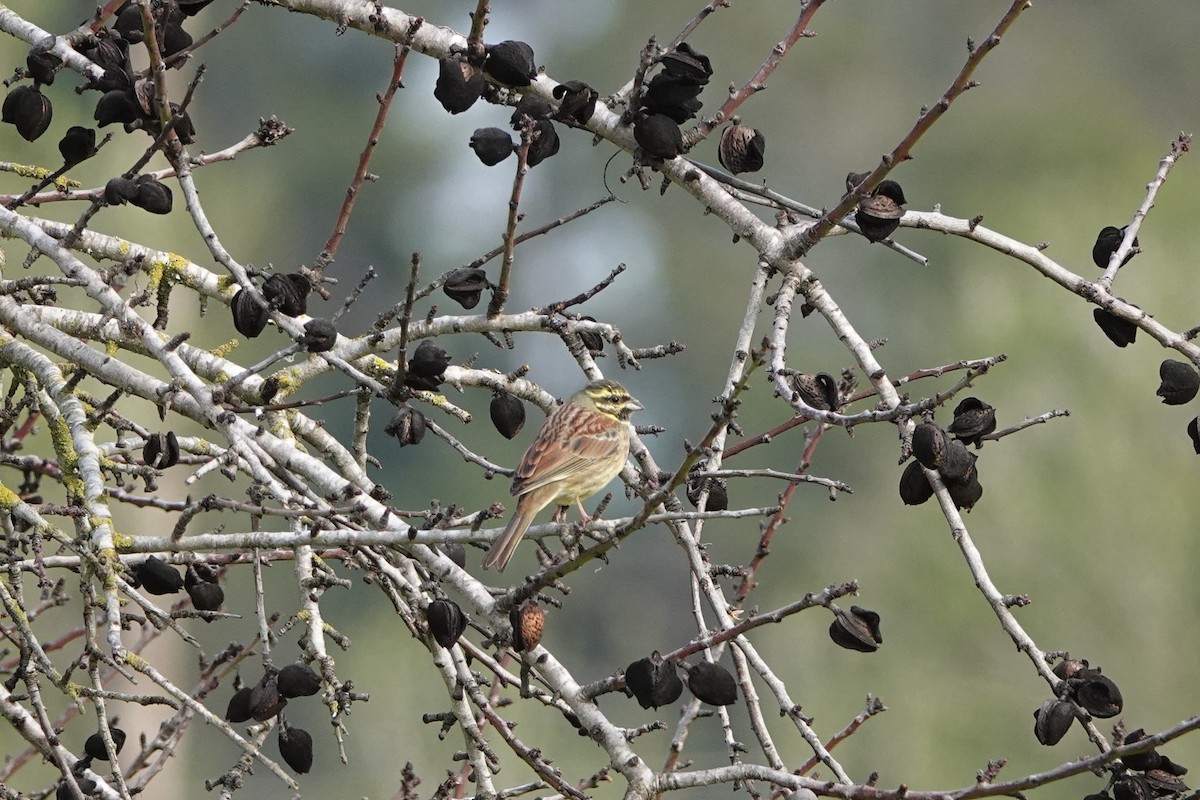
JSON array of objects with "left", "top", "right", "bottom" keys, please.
[{"left": 628, "top": 395, "right": 644, "bottom": 411}]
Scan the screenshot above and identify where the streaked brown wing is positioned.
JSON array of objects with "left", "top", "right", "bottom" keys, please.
[{"left": 511, "top": 404, "right": 624, "bottom": 496}]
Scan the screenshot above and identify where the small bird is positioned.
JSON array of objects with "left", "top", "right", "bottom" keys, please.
[{"left": 482, "top": 379, "right": 642, "bottom": 572}]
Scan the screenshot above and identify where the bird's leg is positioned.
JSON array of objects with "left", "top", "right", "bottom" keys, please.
[
  {"left": 573, "top": 499, "right": 592, "bottom": 524},
  {"left": 551, "top": 505, "right": 569, "bottom": 523}
]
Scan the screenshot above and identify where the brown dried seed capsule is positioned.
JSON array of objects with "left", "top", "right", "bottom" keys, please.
[
  {"left": 1052, "top": 655, "right": 1088, "bottom": 681},
  {"left": 911, "top": 423, "right": 946, "bottom": 470},
  {"left": 58, "top": 126, "right": 96, "bottom": 166},
  {"left": 3, "top": 85, "right": 52, "bottom": 141},
  {"left": 409, "top": 340, "right": 451, "bottom": 379},
  {"left": 1093, "top": 308, "right": 1137, "bottom": 347},
  {"left": 131, "top": 179, "right": 173, "bottom": 214},
  {"left": 947, "top": 469, "right": 983, "bottom": 511},
  {"left": 1156, "top": 359, "right": 1200, "bottom": 406},
  {"left": 160, "top": 23, "right": 192, "bottom": 59},
  {"left": 186, "top": 581, "right": 223, "bottom": 615},
  {"left": 1121, "top": 729, "right": 1167, "bottom": 772},
  {"left": 133, "top": 555, "right": 184, "bottom": 595},
  {"left": 26, "top": 49, "right": 62, "bottom": 85},
  {"left": 93, "top": 88, "right": 139, "bottom": 127},
  {"left": 104, "top": 175, "right": 140, "bottom": 205},
  {"left": 509, "top": 94, "right": 552, "bottom": 127},
  {"left": 937, "top": 440, "right": 975, "bottom": 483},
  {"left": 299, "top": 318, "right": 337, "bottom": 352},
  {"left": 261, "top": 376, "right": 282, "bottom": 404},
  {"left": 686, "top": 471, "right": 729, "bottom": 511},
  {"left": 490, "top": 392, "right": 526, "bottom": 439},
  {"left": 1188, "top": 417, "right": 1200, "bottom": 454},
  {"left": 484, "top": 40, "right": 537, "bottom": 87},
  {"left": 1112, "top": 775, "right": 1154, "bottom": 800},
  {"left": 57, "top": 778, "right": 97, "bottom": 800},
  {"left": 469, "top": 127, "right": 516, "bottom": 166},
  {"left": 552, "top": 80, "right": 598, "bottom": 124},
  {"left": 426, "top": 598, "right": 466, "bottom": 648},
  {"left": 443, "top": 267, "right": 488, "bottom": 309},
  {"left": 185, "top": 563, "right": 219, "bottom": 587},
  {"left": 793, "top": 372, "right": 838, "bottom": 411},
  {"left": 231, "top": 288, "right": 268, "bottom": 338},
  {"left": 625, "top": 651, "right": 682, "bottom": 710},
  {"left": 577, "top": 316, "right": 604, "bottom": 352},
  {"left": 510, "top": 600, "right": 545, "bottom": 652},
  {"left": 278, "top": 721, "right": 313, "bottom": 774},
  {"left": 1093, "top": 225, "right": 1138, "bottom": 269},
  {"left": 277, "top": 663, "right": 322, "bottom": 698},
  {"left": 855, "top": 193, "right": 903, "bottom": 243},
  {"left": 84, "top": 726, "right": 126, "bottom": 760},
  {"left": 948, "top": 396, "right": 996, "bottom": 448},
  {"left": 114, "top": 5, "right": 145, "bottom": 43},
  {"left": 1032, "top": 699, "right": 1075, "bottom": 746},
  {"left": 526, "top": 118, "right": 560, "bottom": 167},
  {"left": 438, "top": 541, "right": 467, "bottom": 568},
  {"left": 642, "top": 71, "right": 706, "bottom": 114},
  {"left": 898, "top": 460, "right": 933, "bottom": 506},
  {"left": 718, "top": 122, "right": 766, "bottom": 175},
  {"left": 1072, "top": 668, "right": 1123, "bottom": 718},
  {"left": 634, "top": 113, "right": 684, "bottom": 159},
  {"left": 661, "top": 42, "right": 713, "bottom": 82},
  {"left": 686, "top": 661, "right": 738, "bottom": 706},
  {"left": 385, "top": 405, "right": 427, "bottom": 446},
  {"left": 828, "top": 605, "right": 882, "bottom": 653},
  {"left": 262, "top": 273, "right": 310, "bottom": 317},
  {"left": 434, "top": 57, "right": 484, "bottom": 114},
  {"left": 1141, "top": 769, "right": 1188, "bottom": 796},
  {"left": 143, "top": 430, "right": 180, "bottom": 468},
  {"left": 225, "top": 686, "right": 253, "bottom": 723},
  {"left": 249, "top": 672, "right": 287, "bottom": 721}
]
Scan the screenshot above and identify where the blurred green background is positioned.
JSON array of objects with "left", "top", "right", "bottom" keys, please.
[{"left": 3, "top": 1, "right": 1200, "bottom": 798}]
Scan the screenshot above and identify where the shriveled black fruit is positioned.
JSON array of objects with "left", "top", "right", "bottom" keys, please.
[
  {"left": 185, "top": 562, "right": 219, "bottom": 587},
  {"left": 114, "top": 5, "right": 145, "bottom": 42},
  {"left": 409, "top": 340, "right": 451, "bottom": 379},
  {"left": 385, "top": 405, "right": 427, "bottom": 446},
  {"left": 625, "top": 651, "right": 682, "bottom": 710},
  {"left": 490, "top": 392, "right": 526, "bottom": 439},
  {"left": 299, "top": 318, "right": 337, "bottom": 352},
  {"left": 510, "top": 600, "right": 544, "bottom": 652},
  {"left": 160, "top": 23, "right": 192, "bottom": 59},
  {"left": 56, "top": 776, "right": 97, "bottom": 800},
  {"left": 249, "top": 672, "right": 287, "bottom": 721},
  {"left": 262, "top": 273, "right": 310, "bottom": 317},
  {"left": 166, "top": 102, "right": 196, "bottom": 144},
  {"left": 948, "top": 397, "right": 996, "bottom": 448},
  {"left": 650, "top": 96, "right": 703, "bottom": 125},
  {"left": 509, "top": 94, "right": 552, "bottom": 127},
  {"left": 937, "top": 440, "right": 975, "bottom": 483},
  {"left": 855, "top": 192, "right": 903, "bottom": 242},
  {"left": 1032, "top": 699, "right": 1074, "bottom": 746},
  {"left": 526, "top": 118, "right": 560, "bottom": 167},
  {"left": 1052, "top": 655, "right": 1088, "bottom": 681},
  {"left": 899, "top": 460, "right": 933, "bottom": 506},
  {"left": 1112, "top": 775, "right": 1153, "bottom": 800},
  {"left": 718, "top": 122, "right": 766, "bottom": 175},
  {"left": 642, "top": 71, "right": 705, "bottom": 113},
  {"left": 442, "top": 267, "right": 488, "bottom": 309},
  {"left": 686, "top": 472, "right": 728, "bottom": 511},
  {"left": 104, "top": 175, "right": 140, "bottom": 205},
  {"left": 225, "top": 686, "right": 253, "bottom": 722},
  {"left": 143, "top": 431, "right": 180, "bottom": 468},
  {"left": 58, "top": 126, "right": 97, "bottom": 166},
  {"left": 1093, "top": 308, "right": 1137, "bottom": 347},
  {"left": 278, "top": 722, "right": 313, "bottom": 774},
  {"left": 947, "top": 470, "right": 983, "bottom": 511},
  {"left": 261, "top": 376, "right": 281, "bottom": 404},
  {"left": 686, "top": 661, "right": 737, "bottom": 706},
  {"left": 438, "top": 541, "right": 467, "bottom": 568},
  {"left": 792, "top": 372, "right": 838, "bottom": 411},
  {"left": 131, "top": 179, "right": 173, "bottom": 214},
  {"left": 911, "top": 423, "right": 946, "bottom": 470},
  {"left": 1121, "top": 728, "right": 1170, "bottom": 773},
  {"left": 1093, "top": 225, "right": 1138, "bottom": 269},
  {"left": 829, "top": 605, "right": 882, "bottom": 653},
  {"left": 634, "top": 113, "right": 684, "bottom": 159},
  {"left": 231, "top": 288, "right": 268, "bottom": 338},
  {"left": 1141, "top": 770, "right": 1188, "bottom": 796},
  {"left": 277, "top": 663, "right": 321, "bottom": 698},
  {"left": 3, "top": 85, "right": 52, "bottom": 141},
  {"left": 1188, "top": 417, "right": 1200, "bottom": 454},
  {"left": 484, "top": 40, "right": 537, "bottom": 86},
  {"left": 186, "top": 581, "right": 223, "bottom": 614},
  {"left": 1071, "top": 667, "right": 1123, "bottom": 718},
  {"left": 1156, "top": 359, "right": 1200, "bottom": 406},
  {"left": 576, "top": 316, "right": 604, "bottom": 352},
  {"left": 552, "top": 80, "right": 598, "bottom": 124},
  {"left": 434, "top": 57, "right": 484, "bottom": 114},
  {"left": 26, "top": 49, "right": 62, "bottom": 85},
  {"left": 660, "top": 42, "right": 713, "bottom": 82},
  {"left": 133, "top": 555, "right": 183, "bottom": 595},
  {"left": 426, "top": 598, "right": 466, "bottom": 648},
  {"left": 469, "top": 127, "right": 515, "bottom": 166},
  {"left": 84, "top": 726, "right": 126, "bottom": 760},
  {"left": 179, "top": 0, "right": 217, "bottom": 17},
  {"left": 94, "top": 89, "right": 139, "bottom": 127}
]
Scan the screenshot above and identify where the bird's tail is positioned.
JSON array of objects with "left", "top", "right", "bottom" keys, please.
[{"left": 481, "top": 510, "right": 532, "bottom": 572}]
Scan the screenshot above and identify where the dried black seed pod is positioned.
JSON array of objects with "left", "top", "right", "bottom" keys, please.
[
  {"left": 793, "top": 372, "right": 838, "bottom": 411},
  {"left": 1071, "top": 667, "right": 1123, "bottom": 718},
  {"left": 686, "top": 471, "right": 729, "bottom": 512},
  {"left": 262, "top": 273, "right": 310, "bottom": 317},
  {"left": 469, "top": 127, "right": 516, "bottom": 166},
  {"left": 718, "top": 122, "right": 766, "bottom": 175},
  {"left": 167, "top": 102, "right": 196, "bottom": 144},
  {"left": 438, "top": 541, "right": 467, "bottom": 569},
  {"left": 434, "top": 57, "right": 484, "bottom": 114},
  {"left": 249, "top": 672, "right": 287, "bottom": 721},
  {"left": 1121, "top": 729, "right": 1167, "bottom": 772},
  {"left": 185, "top": 562, "right": 219, "bottom": 586},
  {"left": 490, "top": 392, "right": 526, "bottom": 439},
  {"left": 403, "top": 366, "right": 440, "bottom": 393},
  {"left": 231, "top": 288, "right": 268, "bottom": 338},
  {"left": 1142, "top": 770, "right": 1188, "bottom": 796},
  {"left": 625, "top": 651, "right": 683, "bottom": 710},
  {"left": 299, "top": 318, "right": 337, "bottom": 352},
  {"left": 225, "top": 686, "right": 253, "bottom": 722},
  {"left": 84, "top": 726, "right": 127, "bottom": 760},
  {"left": 1112, "top": 775, "right": 1154, "bottom": 800},
  {"left": 385, "top": 405, "right": 427, "bottom": 446},
  {"left": 1156, "top": 359, "right": 1200, "bottom": 406},
  {"left": 131, "top": 179, "right": 173, "bottom": 214},
  {"left": 947, "top": 470, "right": 983, "bottom": 511},
  {"left": 410, "top": 340, "right": 452, "bottom": 379},
  {"left": 442, "top": 267, "right": 488, "bottom": 309},
  {"left": 937, "top": 440, "right": 976, "bottom": 483},
  {"left": 526, "top": 118, "right": 560, "bottom": 167},
  {"left": 1093, "top": 308, "right": 1137, "bottom": 347},
  {"left": 855, "top": 192, "right": 904, "bottom": 243},
  {"left": 2, "top": 85, "right": 52, "bottom": 141},
  {"left": 1092, "top": 225, "right": 1139, "bottom": 269},
  {"left": 186, "top": 580, "right": 223, "bottom": 614},
  {"left": 509, "top": 94, "right": 552, "bottom": 127},
  {"left": 686, "top": 661, "right": 737, "bottom": 706},
  {"left": 1188, "top": 417, "right": 1200, "bottom": 454},
  {"left": 828, "top": 605, "right": 882, "bottom": 653},
  {"left": 634, "top": 113, "right": 684, "bottom": 159},
  {"left": 948, "top": 397, "right": 996, "bottom": 448},
  {"left": 642, "top": 72, "right": 705, "bottom": 113},
  {"left": 277, "top": 663, "right": 322, "bottom": 698},
  {"left": 426, "top": 598, "right": 467, "bottom": 648},
  {"left": 552, "top": 80, "right": 598, "bottom": 124},
  {"left": 160, "top": 23, "right": 192, "bottom": 59},
  {"left": 94, "top": 88, "right": 140, "bottom": 127},
  {"left": 1081, "top": 794, "right": 1112, "bottom": 800},
  {"left": 911, "top": 423, "right": 946, "bottom": 470},
  {"left": 278, "top": 721, "right": 314, "bottom": 774},
  {"left": 576, "top": 316, "right": 604, "bottom": 352},
  {"left": 104, "top": 175, "right": 140, "bottom": 205},
  {"left": 179, "top": 0, "right": 217, "bottom": 17},
  {"left": 58, "top": 126, "right": 97, "bottom": 167},
  {"left": 661, "top": 42, "right": 713, "bottom": 82},
  {"left": 260, "top": 376, "right": 281, "bottom": 404},
  {"left": 143, "top": 431, "right": 180, "bottom": 468},
  {"left": 898, "top": 460, "right": 933, "bottom": 506},
  {"left": 1032, "top": 699, "right": 1075, "bottom": 746},
  {"left": 510, "top": 600, "right": 545, "bottom": 652},
  {"left": 484, "top": 40, "right": 537, "bottom": 86},
  {"left": 133, "top": 555, "right": 184, "bottom": 595},
  {"left": 114, "top": 5, "right": 145, "bottom": 42},
  {"left": 650, "top": 96, "right": 703, "bottom": 125},
  {"left": 26, "top": 49, "right": 62, "bottom": 86},
  {"left": 1052, "top": 655, "right": 1088, "bottom": 681}
]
